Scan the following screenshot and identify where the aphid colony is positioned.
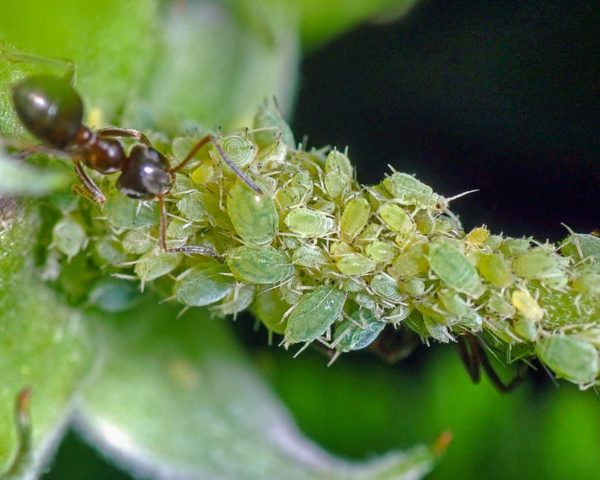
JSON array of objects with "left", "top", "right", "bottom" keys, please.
[{"left": 30, "top": 101, "right": 600, "bottom": 389}]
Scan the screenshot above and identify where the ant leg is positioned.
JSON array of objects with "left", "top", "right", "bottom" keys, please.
[
  {"left": 459, "top": 334, "right": 527, "bottom": 393},
  {"left": 171, "top": 134, "right": 262, "bottom": 194},
  {"left": 74, "top": 161, "right": 106, "bottom": 204},
  {"left": 157, "top": 195, "right": 221, "bottom": 260},
  {"left": 457, "top": 334, "right": 481, "bottom": 383},
  {"left": 0, "top": 47, "right": 76, "bottom": 84},
  {"left": 96, "top": 128, "right": 152, "bottom": 146}
]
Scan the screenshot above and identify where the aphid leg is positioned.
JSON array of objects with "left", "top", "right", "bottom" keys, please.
[
  {"left": 96, "top": 127, "right": 152, "bottom": 146},
  {"left": 0, "top": 48, "right": 76, "bottom": 83},
  {"left": 458, "top": 334, "right": 527, "bottom": 393},
  {"left": 157, "top": 194, "right": 221, "bottom": 260},
  {"left": 73, "top": 161, "right": 106, "bottom": 204},
  {"left": 2, "top": 388, "right": 33, "bottom": 477},
  {"left": 170, "top": 134, "right": 262, "bottom": 194}
]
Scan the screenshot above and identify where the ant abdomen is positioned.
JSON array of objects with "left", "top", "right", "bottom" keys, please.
[{"left": 12, "top": 74, "right": 83, "bottom": 148}]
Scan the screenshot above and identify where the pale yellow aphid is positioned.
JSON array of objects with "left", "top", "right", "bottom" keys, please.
[
  {"left": 340, "top": 197, "right": 370, "bottom": 242},
  {"left": 511, "top": 290, "right": 544, "bottom": 322}
]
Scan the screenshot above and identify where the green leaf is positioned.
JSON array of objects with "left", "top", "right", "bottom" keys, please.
[
  {"left": 0, "top": 0, "right": 160, "bottom": 134},
  {"left": 297, "top": 0, "right": 419, "bottom": 50},
  {"left": 0, "top": 202, "right": 92, "bottom": 477},
  {"left": 0, "top": 151, "right": 70, "bottom": 197},
  {"left": 75, "top": 300, "right": 436, "bottom": 480},
  {"left": 127, "top": 0, "right": 299, "bottom": 131}
]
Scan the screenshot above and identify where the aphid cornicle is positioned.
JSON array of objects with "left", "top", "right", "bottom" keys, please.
[{"left": 10, "top": 68, "right": 262, "bottom": 259}]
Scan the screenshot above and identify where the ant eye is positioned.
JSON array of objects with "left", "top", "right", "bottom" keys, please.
[{"left": 12, "top": 74, "right": 83, "bottom": 148}]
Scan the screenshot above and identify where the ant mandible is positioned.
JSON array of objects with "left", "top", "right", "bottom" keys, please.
[{"left": 7, "top": 52, "right": 262, "bottom": 260}]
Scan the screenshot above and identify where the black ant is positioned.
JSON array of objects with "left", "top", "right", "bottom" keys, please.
[{"left": 6, "top": 52, "right": 262, "bottom": 259}]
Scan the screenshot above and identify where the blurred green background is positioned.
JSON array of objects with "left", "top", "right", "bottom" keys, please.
[{"left": 26, "top": 0, "right": 599, "bottom": 478}]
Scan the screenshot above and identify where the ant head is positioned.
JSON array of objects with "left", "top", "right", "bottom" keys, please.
[
  {"left": 117, "top": 144, "right": 173, "bottom": 200},
  {"left": 12, "top": 74, "right": 83, "bottom": 148}
]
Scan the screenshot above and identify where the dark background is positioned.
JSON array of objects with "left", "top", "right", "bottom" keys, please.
[{"left": 46, "top": 1, "right": 600, "bottom": 479}]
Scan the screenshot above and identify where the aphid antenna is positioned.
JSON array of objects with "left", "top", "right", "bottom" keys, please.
[{"left": 445, "top": 189, "right": 479, "bottom": 204}]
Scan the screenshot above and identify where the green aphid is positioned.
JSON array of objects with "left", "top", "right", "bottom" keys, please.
[
  {"left": 93, "top": 237, "right": 129, "bottom": 266},
  {"left": 292, "top": 245, "right": 327, "bottom": 268},
  {"left": 334, "top": 309, "right": 384, "bottom": 352},
  {"left": 325, "top": 150, "right": 354, "bottom": 177},
  {"left": 279, "top": 282, "right": 302, "bottom": 305},
  {"left": 252, "top": 286, "right": 290, "bottom": 334},
  {"left": 476, "top": 252, "right": 513, "bottom": 288},
  {"left": 177, "top": 192, "right": 208, "bottom": 224},
  {"left": 104, "top": 188, "right": 159, "bottom": 229},
  {"left": 281, "top": 236, "right": 301, "bottom": 250},
  {"left": 382, "top": 172, "right": 444, "bottom": 209},
  {"left": 284, "top": 207, "right": 334, "bottom": 237},
  {"left": 500, "top": 237, "right": 531, "bottom": 257},
  {"left": 356, "top": 223, "right": 383, "bottom": 243},
  {"left": 293, "top": 170, "right": 314, "bottom": 192},
  {"left": 336, "top": 253, "right": 377, "bottom": 276},
  {"left": 487, "top": 292, "right": 516, "bottom": 317},
  {"left": 135, "top": 249, "right": 181, "bottom": 282},
  {"left": 218, "top": 134, "right": 257, "bottom": 170},
  {"left": 437, "top": 290, "right": 473, "bottom": 319},
  {"left": 512, "top": 316, "right": 538, "bottom": 342},
  {"left": 88, "top": 278, "right": 140, "bottom": 313},
  {"left": 311, "top": 197, "right": 336, "bottom": 215},
  {"left": 52, "top": 216, "right": 87, "bottom": 259},
  {"left": 354, "top": 292, "right": 378, "bottom": 312},
  {"left": 339, "top": 277, "right": 365, "bottom": 292},
  {"left": 166, "top": 218, "right": 198, "bottom": 242},
  {"left": 414, "top": 302, "right": 445, "bottom": 324},
  {"left": 429, "top": 242, "right": 483, "bottom": 297},
  {"left": 226, "top": 246, "right": 294, "bottom": 284},
  {"left": 384, "top": 304, "right": 411, "bottom": 324},
  {"left": 536, "top": 335, "right": 599, "bottom": 385},
  {"left": 324, "top": 170, "right": 349, "bottom": 199},
  {"left": 340, "top": 197, "right": 371, "bottom": 243},
  {"left": 423, "top": 316, "right": 453, "bottom": 343},
  {"left": 378, "top": 203, "right": 413, "bottom": 234},
  {"left": 174, "top": 260, "right": 234, "bottom": 306},
  {"left": 214, "top": 285, "right": 255, "bottom": 316},
  {"left": 511, "top": 247, "right": 568, "bottom": 281},
  {"left": 253, "top": 98, "right": 295, "bottom": 149},
  {"left": 572, "top": 271, "right": 600, "bottom": 296},
  {"left": 227, "top": 180, "right": 278, "bottom": 245},
  {"left": 284, "top": 285, "right": 346, "bottom": 344},
  {"left": 257, "top": 140, "right": 287, "bottom": 167},
  {"left": 389, "top": 242, "right": 429, "bottom": 278},
  {"left": 169, "top": 173, "right": 194, "bottom": 197},
  {"left": 122, "top": 228, "right": 155, "bottom": 255},
  {"left": 370, "top": 273, "right": 404, "bottom": 303},
  {"left": 201, "top": 192, "right": 234, "bottom": 230},
  {"left": 276, "top": 174, "right": 313, "bottom": 210},
  {"left": 398, "top": 278, "right": 426, "bottom": 296},
  {"left": 365, "top": 240, "right": 396, "bottom": 264},
  {"left": 560, "top": 232, "right": 600, "bottom": 265}
]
